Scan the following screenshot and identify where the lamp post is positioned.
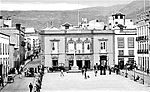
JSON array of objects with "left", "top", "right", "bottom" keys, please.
[{"left": 71, "top": 50, "right": 78, "bottom": 70}]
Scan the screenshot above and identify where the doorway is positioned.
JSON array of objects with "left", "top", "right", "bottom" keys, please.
[
  {"left": 77, "top": 60, "right": 82, "bottom": 70},
  {"left": 100, "top": 55, "right": 107, "bottom": 67},
  {"left": 85, "top": 60, "right": 90, "bottom": 69}
]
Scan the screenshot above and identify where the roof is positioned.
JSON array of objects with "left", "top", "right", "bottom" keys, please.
[
  {"left": 112, "top": 12, "right": 125, "bottom": 16},
  {"left": 62, "top": 22, "right": 73, "bottom": 26}
]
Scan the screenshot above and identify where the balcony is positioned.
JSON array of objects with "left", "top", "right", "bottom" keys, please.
[
  {"left": 137, "top": 49, "right": 149, "bottom": 54},
  {"left": 136, "top": 36, "right": 148, "bottom": 41}
]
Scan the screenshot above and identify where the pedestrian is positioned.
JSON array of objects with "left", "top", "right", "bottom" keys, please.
[
  {"left": 94, "top": 63, "right": 98, "bottom": 77},
  {"left": 81, "top": 67, "right": 84, "bottom": 75},
  {"left": 15, "top": 68, "right": 18, "bottom": 74},
  {"left": 0, "top": 76, "right": 3, "bottom": 87},
  {"left": 60, "top": 69, "right": 64, "bottom": 77},
  {"left": 29, "top": 83, "right": 33, "bottom": 92},
  {"left": 109, "top": 66, "right": 111, "bottom": 75},
  {"left": 83, "top": 65, "right": 87, "bottom": 79}
]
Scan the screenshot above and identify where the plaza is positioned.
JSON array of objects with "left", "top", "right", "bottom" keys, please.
[{"left": 41, "top": 71, "right": 150, "bottom": 92}]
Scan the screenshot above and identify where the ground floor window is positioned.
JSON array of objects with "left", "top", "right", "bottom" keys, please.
[
  {"left": 118, "top": 58, "right": 124, "bottom": 69},
  {"left": 85, "top": 60, "right": 90, "bottom": 69},
  {"left": 52, "top": 60, "right": 58, "bottom": 67}
]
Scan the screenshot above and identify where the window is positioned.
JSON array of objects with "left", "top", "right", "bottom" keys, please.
[
  {"left": 68, "top": 39, "right": 75, "bottom": 53},
  {"left": 84, "top": 42, "right": 90, "bottom": 53},
  {"left": 115, "top": 22, "right": 118, "bottom": 24},
  {"left": 128, "top": 37, "right": 134, "bottom": 48},
  {"left": 76, "top": 38, "right": 82, "bottom": 53},
  {"left": 115, "top": 15, "right": 118, "bottom": 19},
  {"left": 100, "top": 41, "right": 106, "bottom": 50},
  {"left": 128, "top": 50, "right": 134, "bottom": 56},
  {"left": 51, "top": 41, "right": 58, "bottom": 54},
  {"left": 120, "top": 15, "right": 123, "bottom": 19},
  {"left": 0, "top": 43, "right": 1, "bottom": 55},
  {"left": 84, "top": 38, "right": 91, "bottom": 53},
  {"left": 118, "top": 37, "right": 124, "bottom": 48},
  {"left": 3, "top": 43, "right": 4, "bottom": 55},
  {"left": 118, "top": 50, "right": 124, "bottom": 56}
]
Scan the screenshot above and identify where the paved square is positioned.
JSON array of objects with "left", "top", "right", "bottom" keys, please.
[{"left": 41, "top": 71, "right": 150, "bottom": 92}]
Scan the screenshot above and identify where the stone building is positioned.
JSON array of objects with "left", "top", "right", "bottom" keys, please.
[{"left": 40, "top": 24, "right": 115, "bottom": 70}]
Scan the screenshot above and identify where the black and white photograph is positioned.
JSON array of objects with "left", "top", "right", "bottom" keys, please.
[{"left": 0, "top": 0, "right": 150, "bottom": 92}]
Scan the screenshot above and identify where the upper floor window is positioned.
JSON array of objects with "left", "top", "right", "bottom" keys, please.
[
  {"left": 84, "top": 38, "right": 91, "bottom": 53},
  {"left": 128, "top": 37, "right": 134, "bottom": 48},
  {"left": 128, "top": 50, "right": 134, "bottom": 56},
  {"left": 68, "top": 38, "right": 75, "bottom": 53},
  {"left": 100, "top": 41, "right": 106, "bottom": 50},
  {"left": 76, "top": 38, "right": 82, "bottom": 54},
  {"left": 118, "top": 37, "right": 124, "bottom": 48},
  {"left": 118, "top": 50, "right": 124, "bottom": 56},
  {"left": 120, "top": 15, "right": 123, "bottom": 19},
  {"left": 51, "top": 41, "right": 59, "bottom": 54},
  {"left": 115, "top": 15, "right": 118, "bottom": 19}
]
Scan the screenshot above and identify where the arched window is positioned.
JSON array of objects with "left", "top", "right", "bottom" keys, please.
[{"left": 68, "top": 38, "right": 75, "bottom": 53}]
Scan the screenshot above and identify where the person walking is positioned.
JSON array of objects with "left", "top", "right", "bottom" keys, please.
[
  {"left": 94, "top": 63, "right": 98, "bottom": 77},
  {"left": 109, "top": 66, "right": 111, "bottom": 75},
  {"left": 81, "top": 67, "right": 84, "bottom": 75},
  {"left": 83, "top": 65, "right": 87, "bottom": 79},
  {"left": 60, "top": 69, "right": 64, "bottom": 77},
  {"left": 29, "top": 83, "right": 33, "bottom": 92},
  {"left": 0, "top": 76, "right": 4, "bottom": 87}
]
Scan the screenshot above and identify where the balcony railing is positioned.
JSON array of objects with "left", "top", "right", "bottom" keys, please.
[
  {"left": 136, "top": 36, "right": 148, "bottom": 41},
  {"left": 137, "top": 49, "right": 149, "bottom": 54}
]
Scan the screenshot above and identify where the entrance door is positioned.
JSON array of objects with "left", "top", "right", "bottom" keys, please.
[
  {"left": 0, "top": 64, "right": 2, "bottom": 76},
  {"left": 77, "top": 60, "right": 82, "bottom": 70},
  {"left": 85, "top": 60, "right": 90, "bottom": 69},
  {"left": 69, "top": 60, "right": 73, "bottom": 70},
  {"left": 100, "top": 56, "right": 107, "bottom": 67}
]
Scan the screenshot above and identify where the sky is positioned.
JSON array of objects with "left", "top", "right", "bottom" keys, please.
[{"left": 0, "top": 0, "right": 135, "bottom": 11}]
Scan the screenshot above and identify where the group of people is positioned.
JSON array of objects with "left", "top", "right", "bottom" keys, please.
[
  {"left": 0, "top": 76, "right": 4, "bottom": 87},
  {"left": 28, "top": 66, "right": 44, "bottom": 92}
]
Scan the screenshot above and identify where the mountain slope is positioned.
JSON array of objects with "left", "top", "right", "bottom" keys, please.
[{"left": 1, "top": 0, "right": 150, "bottom": 30}]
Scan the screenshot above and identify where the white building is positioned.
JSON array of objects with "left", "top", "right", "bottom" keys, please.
[
  {"left": 136, "top": 9, "right": 150, "bottom": 72},
  {"left": 108, "top": 13, "right": 136, "bottom": 30},
  {"left": 109, "top": 13, "right": 137, "bottom": 69},
  {"left": 25, "top": 28, "right": 40, "bottom": 59},
  {"left": 80, "top": 18, "right": 106, "bottom": 30},
  {"left": 0, "top": 32, "right": 10, "bottom": 82}
]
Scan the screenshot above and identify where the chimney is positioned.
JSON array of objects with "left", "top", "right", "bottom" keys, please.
[{"left": 16, "top": 24, "right": 21, "bottom": 30}]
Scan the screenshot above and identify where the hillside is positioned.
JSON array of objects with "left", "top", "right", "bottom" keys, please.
[{"left": 1, "top": 0, "right": 150, "bottom": 30}]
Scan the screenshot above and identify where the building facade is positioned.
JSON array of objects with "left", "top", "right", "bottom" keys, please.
[
  {"left": 25, "top": 28, "right": 40, "bottom": 59},
  {"left": 0, "top": 24, "right": 26, "bottom": 70},
  {"left": 136, "top": 9, "right": 150, "bottom": 72},
  {"left": 0, "top": 32, "right": 10, "bottom": 82},
  {"left": 108, "top": 13, "right": 137, "bottom": 69},
  {"left": 40, "top": 27, "right": 115, "bottom": 70}
]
